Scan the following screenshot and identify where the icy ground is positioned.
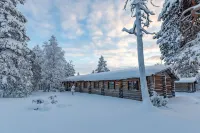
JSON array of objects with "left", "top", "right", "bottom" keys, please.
[{"left": 0, "top": 92, "right": 200, "bottom": 133}]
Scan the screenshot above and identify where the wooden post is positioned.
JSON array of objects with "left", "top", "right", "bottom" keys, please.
[
  {"left": 161, "top": 75, "right": 167, "bottom": 98},
  {"left": 88, "top": 81, "right": 92, "bottom": 94},
  {"left": 149, "top": 75, "right": 154, "bottom": 97},
  {"left": 101, "top": 81, "right": 105, "bottom": 95},
  {"left": 119, "top": 80, "right": 123, "bottom": 98},
  {"left": 171, "top": 81, "right": 175, "bottom": 97},
  {"left": 114, "top": 81, "right": 116, "bottom": 89}
]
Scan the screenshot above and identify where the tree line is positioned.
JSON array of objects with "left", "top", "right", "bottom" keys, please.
[{"left": 0, "top": 0, "right": 75, "bottom": 97}]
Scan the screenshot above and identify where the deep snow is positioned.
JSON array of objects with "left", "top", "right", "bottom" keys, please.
[{"left": 0, "top": 92, "right": 200, "bottom": 133}]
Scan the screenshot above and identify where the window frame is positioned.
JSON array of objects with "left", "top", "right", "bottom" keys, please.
[
  {"left": 108, "top": 81, "right": 115, "bottom": 89},
  {"left": 128, "top": 80, "right": 139, "bottom": 90}
]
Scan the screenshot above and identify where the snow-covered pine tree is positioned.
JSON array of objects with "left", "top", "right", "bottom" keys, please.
[
  {"left": 32, "top": 45, "right": 44, "bottom": 91},
  {"left": 156, "top": 0, "right": 200, "bottom": 78},
  {"left": 77, "top": 72, "right": 80, "bottom": 76},
  {"left": 95, "top": 56, "right": 110, "bottom": 73},
  {"left": 92, "top": 70, "right": 95, "bottom": 74},
  {"left": 42, "top": 36, "right": 68, "bottom": 92},
  {"left": 123, "top": 0, "right": 155, "bottom": 106},
  {"left": 0, "top": 0, "right": 33, "bottom": 97}
]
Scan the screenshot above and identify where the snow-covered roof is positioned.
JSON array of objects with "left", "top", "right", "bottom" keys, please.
[
  {"left": 65, "top": 65, "right": 171, "bottom": 81},
  {"left": 175, "top": 77, "right": 197, "bottom": 83}
]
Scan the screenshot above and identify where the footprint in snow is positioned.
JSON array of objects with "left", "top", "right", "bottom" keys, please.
[{"left": 56, "top": 104, "right": 67, "bottom": 108}]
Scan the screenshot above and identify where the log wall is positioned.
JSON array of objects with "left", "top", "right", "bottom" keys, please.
[
  {"left": 64, "top": 74, "right": 176, "bottom": 101},
  {"left": 175, "top": 83, "right": 193, "bottom": 92}
]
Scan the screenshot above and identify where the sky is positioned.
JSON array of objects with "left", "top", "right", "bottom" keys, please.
[{"left": 18, "top": 0, "right": 164, "bottom": 75}]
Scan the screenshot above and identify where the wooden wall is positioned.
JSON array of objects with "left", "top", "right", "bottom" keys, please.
[
  {"left": 64, "top": 74, "right": 175, "bottom": 101},
  {"left": 175, "top": 83, "right": 194, "bottom": 92}
]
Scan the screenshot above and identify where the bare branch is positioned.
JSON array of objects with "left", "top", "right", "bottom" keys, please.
[
  {"left": 124, "top": 0, "right": 129, "bottom": 10},
  {"left": 150, "top": 0, "right": 159, "bottom": 7}
]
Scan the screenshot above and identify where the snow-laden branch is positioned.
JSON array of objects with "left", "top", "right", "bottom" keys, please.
[
  {"left": 141, "top": 28, "right": 155, "bottom": 35},
  {"left": 122, "top": 0, "right": 155, "bottom": 36},
  {"left": 122, "top": 27, "right": 137, "bottom": 35}
]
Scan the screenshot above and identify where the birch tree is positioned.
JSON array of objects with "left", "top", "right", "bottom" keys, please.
[{"left": 122, "top": 0, "right": 155, "bottom": 106}]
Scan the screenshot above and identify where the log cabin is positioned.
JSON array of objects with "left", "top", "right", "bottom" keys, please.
[
  {"left": 175, "top": 77, "right": 199, "bottom": 92},
  {"left": 63, "top": 65, "right": 178, "bottom": 101}
]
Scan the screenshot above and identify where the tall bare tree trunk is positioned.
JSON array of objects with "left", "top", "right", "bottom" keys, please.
[{"left": 135, "top": 4, "right": 152, "bottom": 105}]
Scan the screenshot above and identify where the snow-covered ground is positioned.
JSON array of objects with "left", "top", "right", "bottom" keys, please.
[{"left": 0, "top": 92, "right": 200, "bottom": 133}]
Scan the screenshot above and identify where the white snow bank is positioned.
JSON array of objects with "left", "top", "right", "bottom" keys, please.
[
  {"left": 66, "top": 65, "right": 169, "bottom": 81},
  {"left": 0, "top": 92, "right": 200, "bottom": 133},
  {"left": 169, "top": 96, "right": 199, "bottom": 105},
  {"left": 175, "top": 77, "right": 197, "bottom": 83}
]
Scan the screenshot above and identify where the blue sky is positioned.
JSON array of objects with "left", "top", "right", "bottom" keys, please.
[{"left": 19, "top": 0, "right": 164, "bottom": 74}]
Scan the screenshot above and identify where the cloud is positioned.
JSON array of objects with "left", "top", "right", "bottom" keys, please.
[
  {"left": 145, "top": 55, "right": 162, "bottom": 66},
  {"left": 19, "top": 0, "right": 165, "bottom": 74},
  {"left": 55, "top": 0, "right": 91, "bottom": 39},
  {"left": 19, "top": 0, "right": 55, "bottom": 38}
]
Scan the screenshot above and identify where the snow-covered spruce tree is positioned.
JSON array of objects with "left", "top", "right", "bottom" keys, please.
[
  {"left": 92, "top": 70, "right": 95, "bottom": 74},
  {"left": 77, "top": 72, "right": 80, "bottom": 76},
  {"left": 64, "top": 61, "right": 75, "bottom": 77},
  {"left": 42, "top": 36, "right": 68, "bottom": 92},
  {"left": 123, "top": 0, "right": 155, "bottom": 106},
  {"left": 173, "top": 33, "right": 200, "bottom": 77},
  {"left": 32, "top": 45, "right": 44, "bottom": 91},
  {"left": 156, "top": 0, "right": 200, "bottom": 78},
  {"left": 95, "top": 55, "right": 110, "bottom": 73},
  {"left": 155, "top": 0, "right": 181, "bottom": 66},
  {"left": 0, "top": 0, "right": 33, "bottom": 97}
]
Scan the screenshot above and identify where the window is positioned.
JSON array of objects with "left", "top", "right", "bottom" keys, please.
[
  {"left": 128, "top": 81, "right": 139, "bottom": 90},
  {"left": 108, "top": 81, "right": 115, "bottom": 89},
  {"left": 94, "top": 82, "right": 99, "bottom": 88},
  {"left": 102, "top": 81, "right": 106, "bottom": 89},
  {"left": 84, "top": 82, "right": 87, "bottom": 88}
]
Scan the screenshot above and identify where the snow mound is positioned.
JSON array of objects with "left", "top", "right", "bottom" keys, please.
[
  {"left": 28, "top": 100, "right": 51, "bottom": 111},
  {"left": 29, "top": 95, "right": 59, "bottom": 111}
]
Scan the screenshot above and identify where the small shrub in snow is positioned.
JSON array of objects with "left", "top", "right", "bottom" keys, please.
[
  {"left": 31, "top": 95, "right": 59, "bottom": 111},
  {"left": 32, "top": 99, "right": 44, "bottom": 104},
  {"left": 150, "top": 91, "right": 168, "bottom": 107},
  {"left": 32, "top": 99, "right": 46, "bottom": 110},
  {"left": 49, "top": 95, "right": 58, "bottom": 104}
]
